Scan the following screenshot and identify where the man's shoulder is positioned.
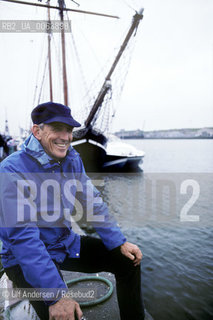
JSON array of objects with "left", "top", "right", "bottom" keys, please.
[
  {"left": 0, "top": 150, "right": 33, "bottom": 172},
  {"left": 65, "top": 147, "right": 84, "bottom": 171},
  {"left": 67, "top": 147, "right": 80, "bottom": 159}
]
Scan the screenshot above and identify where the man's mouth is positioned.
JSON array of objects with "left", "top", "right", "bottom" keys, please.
[
  {"left": 54, "top": 142, "right": 69, "bottom": 148},
  {"left": 56, "top": 143, "right": 66, "bottom": 147}
]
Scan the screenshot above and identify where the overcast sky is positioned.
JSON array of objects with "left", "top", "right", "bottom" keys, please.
[{"left": 0, "top": 0, "right": 213, "bottom": 136}]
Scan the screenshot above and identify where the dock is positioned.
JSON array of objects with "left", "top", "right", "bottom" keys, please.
[{"left": 0, "top": 222, "right": 153, "bottom": 319}]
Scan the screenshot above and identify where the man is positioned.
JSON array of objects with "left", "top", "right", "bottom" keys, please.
[
  {"left": 0, "top": 102, "right": 145, "bottom": 320},
  {"left": 0, "top": 134, "right": 9, "bottom": 158}
]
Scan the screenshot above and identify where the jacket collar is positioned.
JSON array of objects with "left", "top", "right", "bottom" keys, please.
[{"left": 22, "top": 133, "right": 73, "bottom": 167}]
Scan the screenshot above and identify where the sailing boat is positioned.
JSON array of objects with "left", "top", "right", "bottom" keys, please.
[
  {"left": 0, "top": 5, "right": 150, "bottom": 319},
  {"left": 2, "top": 0, "right": 145, "bottom": 172},
  {"left": 71, "top": 8, "right": 145, "bottom": 171}
]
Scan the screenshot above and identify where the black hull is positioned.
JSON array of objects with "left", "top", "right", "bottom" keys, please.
[
  {"left": 72, "top": 128, "right": 107, "bottom": 171},
  {"left": 72, "top": 128, "right": 143, "bottom": 172},
  {"left": 72, "top": 139, "right": 107, "bottom": 171}
]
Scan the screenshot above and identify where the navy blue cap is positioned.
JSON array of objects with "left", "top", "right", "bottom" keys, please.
[{"left": 31, "top": 102, "right": 81, "bottom": 127}]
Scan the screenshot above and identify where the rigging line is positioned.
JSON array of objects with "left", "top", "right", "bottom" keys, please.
[
  {"left": 92, "top": 89, "right": 112, "bottom": 128},
  {"left": 32, "top": 83, "right": 38, "bottom": 110},
  {"left": 53, "top": 32, "right": 65, "bottom": 102},
  {"left": 50, "top": 38, "right": 60, "bottom": 102},
  {"left": 70, "top": 17, "right": 103, "bottom": 70},
  {"left": 51, "top": 34, "right": 62, "bottom": 82},
  {"left": 65, "top": 11, "right": 89, "bottom": 99},
  {"left": 89, "top": 37, "right": 134, "bottom": 129},
  {"left": 99, "top": 93, "right": 112, "bottom": 132},
  {"left": 69, "top": 0, "right": 80, "bottom": 7},
  {"left": 102, "top": 34, "right": 136, "bottom": 128},
  {"left": 37, "top": 54, "right": 49, "bottom": 104},
  {"left": 49, "top": 6, "right": 62, "bottom": 74},
  {"left": 121, "top": 0, "right": 137, "bottom": 13},
  {"left": 81, "top": 15, "right": 133, "bottom": 104},
  {"left": 51, "top": 7, "right": 63, "bottom": 100},
  {"left": 64, "top": 11, "right": 121, "bottom": 100},
  {"left": 90, "top": 32, "right": 136, "bottom": 129},
  {"left": 82, "top": 51, "right": 114, "bottom": 99},
  {"left": 32, "top": 33, "right": 48, "bottom": 107},
  {"left": 1, "top": 0, "right": 119, "bottom": 19}
]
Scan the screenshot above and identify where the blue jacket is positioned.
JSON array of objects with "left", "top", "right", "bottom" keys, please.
[{"left": 0, "top": 134, "right": 126, "bottom": 305}]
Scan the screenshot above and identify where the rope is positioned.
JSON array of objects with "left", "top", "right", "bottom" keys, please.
[
  {"left": 66, "top": 275, "right": 114, "bottom": 307},
  {"left": 0, "top": 270, "right": 114, "bottom": 307},
  {"left": 37, "top": 54, "right": 49, "bottom": 104}
]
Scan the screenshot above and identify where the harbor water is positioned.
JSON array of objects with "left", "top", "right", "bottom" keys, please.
[
  {"left": 1, "top": 139, "right": 213, "bottom": 320},
  {"left": 96, "top": 139, "right": 213, "bottom": 320}
]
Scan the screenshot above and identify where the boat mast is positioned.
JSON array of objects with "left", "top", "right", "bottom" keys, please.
[
  {"left": 58, "top": 0, "right": 68, "bottom": 106},
  {"left": 2, "top": 0, "right": 119, "bottom": 19},
  {"left": 47, "top": 0, "right": 53, "bottom": 101},
  {"left": 85, "top": 8, "right": 144, "bottom": 128},
  {"left": 2, "top": 0, "right": 119, "bottom": 106}
]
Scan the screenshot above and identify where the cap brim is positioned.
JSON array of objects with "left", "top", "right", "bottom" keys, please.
[{"left": 43, "top": 116, "right": 81, "bottom": 127}]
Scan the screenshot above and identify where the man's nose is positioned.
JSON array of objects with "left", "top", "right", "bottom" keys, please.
[{"left": 59, "top": 130, "right": 72, "bottom": 140}]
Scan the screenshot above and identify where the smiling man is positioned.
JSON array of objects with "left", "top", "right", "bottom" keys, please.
[
  {"left": 31, "top": 102, "right": 79, "bottom": 160},
  {"left": 32, "top": 122, "right": 74, "bottom": 160},
  {"left": 0, "top": 102, "right": 145, "bottom": 320}
]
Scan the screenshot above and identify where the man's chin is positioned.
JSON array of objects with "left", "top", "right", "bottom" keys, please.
[{"left": 52, "top": 151, "right": 67, "bottom": 161}]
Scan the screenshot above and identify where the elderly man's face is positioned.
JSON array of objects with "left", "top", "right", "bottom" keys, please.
[{"left": 35, "top": 122, "right": 73, "bottom": 160}]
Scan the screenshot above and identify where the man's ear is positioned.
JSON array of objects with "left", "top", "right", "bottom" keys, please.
[{"left": 31, "top": 125, "right": 42, "bottom": 140}]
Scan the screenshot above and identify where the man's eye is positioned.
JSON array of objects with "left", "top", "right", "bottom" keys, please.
[
  {"left": 51, "top": 127, "right": 60, "bottom": 132},
  {"left": 51, "top": 125, "right": 72, "bottom": 133},
  {"left": 50, "top": 124, "right": 62, "bottom": 131}
]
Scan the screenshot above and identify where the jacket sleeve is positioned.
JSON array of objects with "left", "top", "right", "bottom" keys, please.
[
  {"left": 75, "top": 157, "right": 126, "bottom": 250},
  {"left": 0, "top": 169, "right": 67, "bottom": 305}
]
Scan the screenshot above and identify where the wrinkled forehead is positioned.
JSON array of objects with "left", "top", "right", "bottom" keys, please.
[{"left": 45, "top": 122, "right": 74, "bottom": 132}]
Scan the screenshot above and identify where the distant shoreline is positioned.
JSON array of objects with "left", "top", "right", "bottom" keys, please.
[
  {"left": 120, "top": 137, "right": 213, "bottom": 140},
  {"left": 114, "top": 127, "right": 213, "bottom": 140}
]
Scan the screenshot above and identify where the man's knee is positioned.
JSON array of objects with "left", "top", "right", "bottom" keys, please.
[{"left": 110, "top": 247, "right": 141, "bottom": 277}]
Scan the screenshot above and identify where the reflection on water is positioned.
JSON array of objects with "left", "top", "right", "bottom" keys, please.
[{"left": 91, "top": 140, "right": 213, "bottom": 320}]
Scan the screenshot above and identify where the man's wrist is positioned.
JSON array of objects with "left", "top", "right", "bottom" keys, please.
[{"left": 45, "top": 287, "right": 69, "bottom": 306}]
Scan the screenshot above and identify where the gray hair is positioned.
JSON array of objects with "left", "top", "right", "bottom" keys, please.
[{"left": 38, "top": 123, "right": 45, "bottom": 130}]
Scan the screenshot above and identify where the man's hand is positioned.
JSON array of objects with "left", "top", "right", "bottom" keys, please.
[
  {"left": 120, "top": 241, "right": 142, "bottom": 266},
  {"left": 49, "top": 297, "right": 83, "bottom": 320}
]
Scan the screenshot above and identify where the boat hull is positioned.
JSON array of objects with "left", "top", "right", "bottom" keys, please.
[
  {"left": 72, "top": 128, "right": 144, "bottom": 172},
  {"left": 72, "top": 138, "right": 107, "bottom": 172},
  {"left": 103, "top": 154, "right": 143, "bottom": 171},
  {"left": 72, "top": 139, "right": 143, "bottom": 172}
]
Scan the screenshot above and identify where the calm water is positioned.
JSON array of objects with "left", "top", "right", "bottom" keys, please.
[
  {"left": 1, "top": 139, "right": 213, "bottom": 320},
  {"left": 100, "top": 139, "right": 213, "bottom": 320}
]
